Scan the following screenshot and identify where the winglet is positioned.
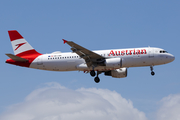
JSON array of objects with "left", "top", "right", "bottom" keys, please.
[{"left": 62, "top": 39, "right": 68, "bottom": 44}]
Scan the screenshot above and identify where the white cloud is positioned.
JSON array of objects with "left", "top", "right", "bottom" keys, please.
[
  {"left": 0, "top": 82, "right": 147, "bottom": 120},
  {"left": 156, "top": 94, "right": 180, "bottom": 120}
]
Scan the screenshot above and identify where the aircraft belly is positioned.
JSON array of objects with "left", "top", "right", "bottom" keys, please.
[
  {"left": 44, "top": 60, "right": 68, "bottom": 71},
  {"left": 66, "top": 60, "right": 81, "bottom": 71},
  {"left": 44, "top": 59, "right": 84, "bottom": 71}
]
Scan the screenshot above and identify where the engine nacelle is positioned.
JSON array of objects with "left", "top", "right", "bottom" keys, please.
[
  {"left": 104, "top": 68, "right": 127, "bottom": 78},
  {"left": 105, "top": 58, "right": 121, "bottom": 68}
]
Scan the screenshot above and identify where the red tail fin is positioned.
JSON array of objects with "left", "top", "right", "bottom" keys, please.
[
  {"left": 6, "top": 30, "right": 42, "bottom": 67},
  {"left": 8, "top": 30, "right": 41, "bottom": 57}
]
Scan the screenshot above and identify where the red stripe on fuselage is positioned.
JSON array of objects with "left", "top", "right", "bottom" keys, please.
[{"left": 6, "top": 49, "right": 42, "bottom": 67}]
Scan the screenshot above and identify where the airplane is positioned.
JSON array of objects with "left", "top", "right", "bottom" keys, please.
[{"left": 5, "top": 30, "right": 175, "bottom": 83}]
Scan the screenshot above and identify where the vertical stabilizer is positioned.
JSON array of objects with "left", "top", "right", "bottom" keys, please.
[{"left": 8, "top": 30, "right": 41, "bottom": 57}]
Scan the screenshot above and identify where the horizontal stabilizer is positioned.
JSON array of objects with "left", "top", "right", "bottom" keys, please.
[{"left": 5, "top": 54, "right": 29, "bottom": 62}]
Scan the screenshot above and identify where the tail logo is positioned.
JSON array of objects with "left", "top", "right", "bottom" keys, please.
[{"left": 15, "top": 42, "right": 26, "bottom": 51}]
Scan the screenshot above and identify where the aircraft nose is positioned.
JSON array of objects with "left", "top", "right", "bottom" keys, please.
[
  {"left": 168, "top": 54, "right": 175, "bottom": 62},
  {"left": 172, "top": 55, "right": 175, "bottom": 61}
]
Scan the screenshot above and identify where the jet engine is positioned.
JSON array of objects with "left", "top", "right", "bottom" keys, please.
[{"left": 104, "top": 68, "right": 127, "bottom": 78}]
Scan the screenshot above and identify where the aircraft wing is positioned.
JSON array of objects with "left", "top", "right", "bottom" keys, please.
[{"left": 63, "top": 39, "right": 105, "bottom": 67}]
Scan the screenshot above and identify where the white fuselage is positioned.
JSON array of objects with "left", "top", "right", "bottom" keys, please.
[
  {"left": 6, "top": 30, "right": 175, "bottom": 83},
  {"left": 30, "top": 47, "right": 175, "bottom": 72}
]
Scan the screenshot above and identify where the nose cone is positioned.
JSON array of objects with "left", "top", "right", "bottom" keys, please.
[{"left": 168, "top": 54, "right": 175, "bottom": 62}]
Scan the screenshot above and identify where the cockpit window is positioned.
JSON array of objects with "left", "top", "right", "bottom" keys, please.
[{"left": 160, "top": 50, "right": 168, "bottom": 53}]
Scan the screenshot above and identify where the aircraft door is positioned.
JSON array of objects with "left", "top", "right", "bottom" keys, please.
[
  {"left": 148, "top": 48, "right": 154, "bottom": 65},
  {"left": 148, "top": 48, "right": 154, "bottom": 58}
]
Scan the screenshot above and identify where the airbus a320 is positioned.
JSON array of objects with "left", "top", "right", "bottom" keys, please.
[{"left": 6, "top": 30, "right": 175, "bottom": 83}]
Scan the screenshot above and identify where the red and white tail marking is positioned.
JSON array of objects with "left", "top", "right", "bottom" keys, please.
[
  {"left": 6, "top": 30, "right": 42, "bottom": 67},
  {"left": 8, "top": 30, "right": 40, "bottom": 57}
]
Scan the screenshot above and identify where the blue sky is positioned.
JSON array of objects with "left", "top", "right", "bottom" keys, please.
[{"left": 0, "top": 1, "right": 179, "bottom": 120}]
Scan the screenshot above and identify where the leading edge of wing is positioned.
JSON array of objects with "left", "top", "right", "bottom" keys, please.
[
  {"left": 62, "top": 39, "right": 105, "bottom": 67},
  {"left": 62, "top": 39, "right": 104, "bottom": 59}
]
